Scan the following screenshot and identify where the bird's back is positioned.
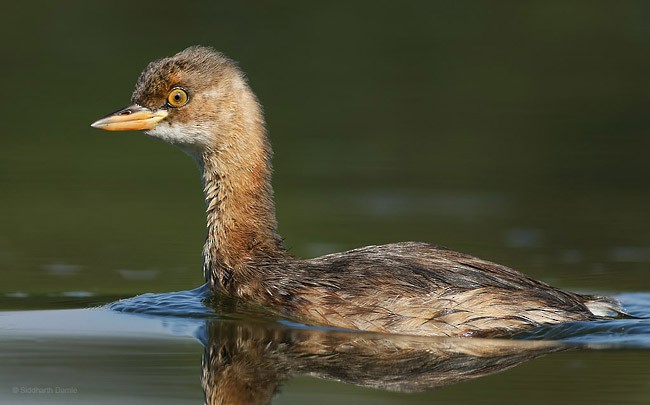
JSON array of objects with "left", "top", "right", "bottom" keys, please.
[{"left": 262, "top": 242, "right": 612, "bottom": 337}]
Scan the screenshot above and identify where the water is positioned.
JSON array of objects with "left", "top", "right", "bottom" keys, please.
[
  {"left": 2, "top": 290, "right": 650, "bottom": 404},
  {"left": 2, "top": 1, "right": 650, "bottom": 404}
]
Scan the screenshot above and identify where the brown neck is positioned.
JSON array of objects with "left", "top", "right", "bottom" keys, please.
[{"left": 198, "top": 84, "right": 287, "bottom": 293}]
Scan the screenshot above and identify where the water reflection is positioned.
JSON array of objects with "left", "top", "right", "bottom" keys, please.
[
  {"left": 1, "top": 292, "right": 649, "bottom": 403},
  {"left": 198, "top": 320, "right": 566, "bottom": 404},
  {"left": 100, "top": 285, "right": 650, "bottom": 401}
]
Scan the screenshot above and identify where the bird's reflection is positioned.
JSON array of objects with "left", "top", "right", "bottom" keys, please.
[{"left": 199, "top": 318, "right": 567, "bottom": 405}]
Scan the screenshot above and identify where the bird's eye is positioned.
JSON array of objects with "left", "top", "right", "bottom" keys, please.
[{"left": 167, "top": 87, "right": 189, "bottom": 108}]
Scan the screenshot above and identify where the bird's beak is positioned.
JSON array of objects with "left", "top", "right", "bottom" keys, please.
[{"left": 90, "top": 104, "right": 168, "bottom": 131}]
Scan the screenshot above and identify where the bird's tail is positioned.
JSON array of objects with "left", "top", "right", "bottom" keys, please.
[{"left": 582, "top": 295, "right": 633, "bottom": 319}]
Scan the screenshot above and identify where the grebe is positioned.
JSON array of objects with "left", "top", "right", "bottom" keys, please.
[{"left": 91, "top": 46, "right": 621, "bottom": 337}]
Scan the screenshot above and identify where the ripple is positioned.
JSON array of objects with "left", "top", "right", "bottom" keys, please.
[
  {"left": 609, "top": 246, "right": 650, "bottom": 263},
  {"left": 506, "top": 228, "right": 544, "bottom": 248},
  {"left": 5, "top": 291, "right": 29, "bottom": 298},
  {"left": 116, "top": 269, "right": 160, "bottom": 281},
  {"left": 41, "top": 263, "right": 83, "bottom": 276},
  {"left": 515, "top": 293, "right": 650, "bottom": 348},
  {"left": 105, "top": 284, "right": 215, "bottom": 318},
  {"left": 61, "top": 291, "right": 94, "bottom": 298}
]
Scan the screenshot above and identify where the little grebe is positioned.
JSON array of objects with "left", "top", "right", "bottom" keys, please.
[{"left": 92, "top": 46, "right": 622, "bottom": 337}]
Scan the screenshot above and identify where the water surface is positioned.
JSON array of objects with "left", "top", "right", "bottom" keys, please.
[{"left": 2, "top": 290, "right": 650, "bottom": 404}]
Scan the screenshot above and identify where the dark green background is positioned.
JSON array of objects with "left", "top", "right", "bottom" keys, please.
[
  {"left": 1, "top": 2, "right": 650, "bottom": 404},
  {"left": 1, "top": 2, "right": 648, "bottom": 299}
]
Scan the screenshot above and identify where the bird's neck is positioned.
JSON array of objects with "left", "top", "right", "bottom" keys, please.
[{"left": 198, "top": 86, "right": 287, "bottom": 293}]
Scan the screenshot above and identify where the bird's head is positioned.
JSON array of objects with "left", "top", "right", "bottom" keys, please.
[{"left": 91, "top": 46, "right": 258, "bottom": 158}]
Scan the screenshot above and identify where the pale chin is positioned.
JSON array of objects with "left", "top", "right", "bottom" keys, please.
[{"left": 145, "top": 122, "right": 212, "bottom": 160}]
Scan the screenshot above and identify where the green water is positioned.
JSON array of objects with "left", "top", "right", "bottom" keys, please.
[{"left": 1, "top": 1, "right": 650, "bottom": 404}]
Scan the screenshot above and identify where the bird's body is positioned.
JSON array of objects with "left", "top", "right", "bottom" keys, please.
[
  {"left": 92, "top": 46, "right": 621, "bottom": 337},
  {"left": 223, "top": 242, "right": 614, "bottom": 337}
]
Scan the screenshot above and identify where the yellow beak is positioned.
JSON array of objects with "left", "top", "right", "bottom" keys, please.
[{"left": 91, "top": 104, "right": 168, "bottom": 131}]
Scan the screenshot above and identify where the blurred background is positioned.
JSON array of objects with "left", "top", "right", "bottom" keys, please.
[{"left": 1, "top": 1, "right": 649, "bottom": 307}]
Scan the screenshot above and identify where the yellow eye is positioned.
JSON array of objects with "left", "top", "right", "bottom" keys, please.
[{"left": 167, "top": 87, "right": 189, "bottom": 108}]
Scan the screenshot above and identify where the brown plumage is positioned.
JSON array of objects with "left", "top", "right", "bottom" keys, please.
[{"left": 92, "top": 46, "right": 622, "bottom": 337}]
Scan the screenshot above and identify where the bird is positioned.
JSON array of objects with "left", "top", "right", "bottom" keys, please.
[{"left": 91, "top": 46, "right": 623, "bottom": 337}]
